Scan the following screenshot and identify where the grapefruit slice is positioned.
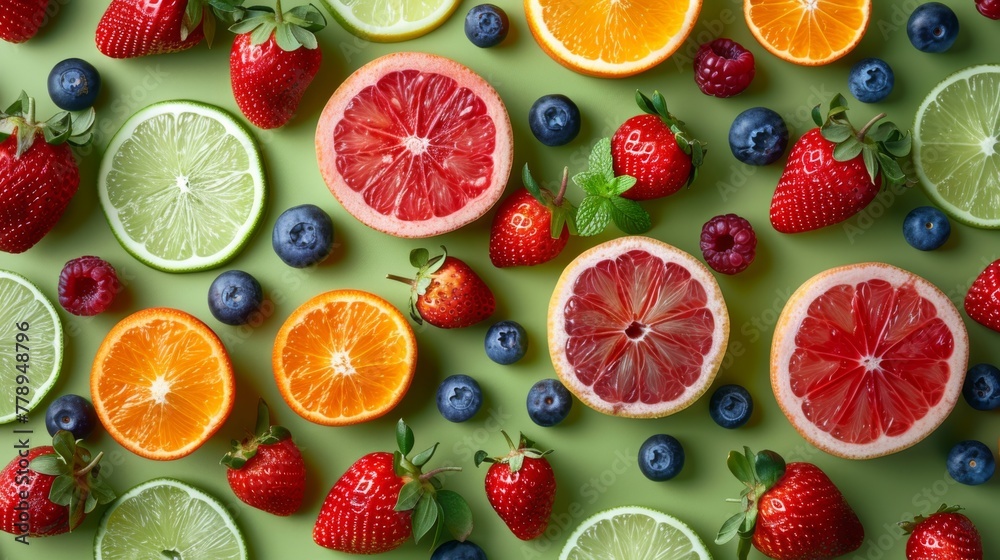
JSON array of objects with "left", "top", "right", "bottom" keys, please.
[
  {"left": 316, "top": 52, "right": 513, "bottom": 238},
  {"left": 548, "top": 236, "right": 729, "bottom": 418},
  {"left": 772, "top": 263, "right": 968, "bottom": 460}
]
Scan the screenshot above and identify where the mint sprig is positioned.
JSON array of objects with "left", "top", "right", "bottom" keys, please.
[{"left": 573, "top": 138, "right": 651, "bottom": 236}]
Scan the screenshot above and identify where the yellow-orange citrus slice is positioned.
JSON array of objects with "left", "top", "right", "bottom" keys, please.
[
  {"left": 548, "top": 236, "right": 729, "bottom": 418},
  {"left": 91, "top": 308, "right": 235, "bottom": 460},
  {"left": 524, "top": 0, "right": 703, "bottom": 78},
  {"left": 272, "top": 290, "right": 416, "bottom": 426},
  {"left": 744, "top": 0, "right": 871, "bottom": 66},
  {"left": 772, "top": 263, "right": 968, "bottom": 459}
]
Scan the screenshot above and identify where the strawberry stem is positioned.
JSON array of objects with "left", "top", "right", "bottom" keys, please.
[
  {"left": 74, "top": 451, "right": 104, "bottom": 477},
  {"left": 554, "top": 167, "right": 568, "bottom": 206},
  {"left": 418, "top": 466, "right": 462, "bottom": 481},
  {"left": 385, "top": 274, "right": 415, "bottom": 286},
  {"left": 25, "top": 96, "right": 35, "bottom": 126},
  {"left": 274, "top": 0, "right": 283, "bottom": 23},
  {"left": 857, "top": 112, "right": 886, "bottom": 140}
]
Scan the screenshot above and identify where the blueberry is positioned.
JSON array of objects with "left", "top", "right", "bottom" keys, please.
[
  {"left": 903, "top": 206, "right": 951, "bottom": 250},
  {"left": 848, "top": 58, "right": 895, "bottom": 103},
  {"left": 946, "top": 440, "right": 995, "bottom": 485},
  {"left": 47, "top": 58, "right": 101, "bottom": 111},
  {"left": 637, "top": 434, "right": 684, "bottom": 481},
  {"left": 272, "top": 204, "right": 334, "bottom": 268},
  {"left": 464, "top": 4, "right": 509, "bottom": 48},
  {"left": 45, "top": 394, "right": 98, "bottom": 440},
  {"left": 207, "top": 270, "right": 263, "bottom": 326},
  {"left": 709, "top": 384, "right": 754, "bottom": 428},
  {"left": 907, "top": 2, "right": 959, "bottom": 53},
  {"left": 431, "top": 540, "right": 488, "bottom": 560},
  {"left": 528, "top": 94, "right": 581, "bottom": 147},
  {"left": 728, "top": 107, "right": 788, "bottom": 166},
  {"left": 963, "top": 363, "right": 1000, "bottom": 411},
  {"left": 436, "top": 375, "right": 483, "bottom": 423},
  {"left": 484, "top": 320, "right": 527, "bottom": 364},
  {"left": 526, "top": 378, "right": 572, "bottom": 427}
]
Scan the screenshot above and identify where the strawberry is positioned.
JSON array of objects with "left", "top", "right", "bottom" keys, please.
[
  {"left": 313, "top": 420, "right": 473, "bottom": 554},
  {"left": 0, "top": 431, "right": 115, "bottom": 538},
  {"left": 95, "top": 0, "right": 243, "bottom": 58},
  {"left": 900, "top": 505, "right": 983, "bottom": 560},
  {"left": 387, "top": 247, "right": 495, "bottom": 328},
  {"left": 0, "top": 93, "right": 94, "bottom": 254},
  {"left": 717, "top": 448, "right": 864, "bottom": 560},
  {"left": 475, "top": 432, "right": 555, "bottom": 541},
  {"left": 489, "top": 165, "right": 576, "bottom": 267},
  {"left": 228, "top": 1, "right": 325, "bottom": 129},
  {"left": 769, "top": 94, "right": 910, "bottom": 233},
  {"left": 964, "top": 258, "right": 1000, "bottom": 333},
  {"left": 0, "top": 0, "right": 48, "bottom": 43},
  {"left": 610, "top": 90, "right": 706, "bottom": 201},
  {"left": 221, "top": 399, "right": 305, "bottom": 516}
]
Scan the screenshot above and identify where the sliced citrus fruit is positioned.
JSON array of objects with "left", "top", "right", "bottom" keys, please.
[
  {"left": 320, "top": 0, "right": 460, "bottom": 42},
  {"left": 744, "top": 0, "right": 871, "bottom": 66},
  {"left": 772, "top": 263, "right": 968, "bottom": 460},
  {"left": 316, "top": 51, "right": 512, "bottom": 238},
  {"left": 98, "top": 100, "right": 266, "bottom": 272},
  {"left": 94, "top": 478, "right": 247, "bottom": 560},
  {"left": 91, "top": 308, "right": 235, "bottom": 460},
  {"left": 914, "top": 64, "right": 1000, "bottom": 229},
  {"left": 0, "top": 270, "right": 62, "bottom": 424},
  {"left": 525, "top": 0, "right": 702, "bottom": 78},
  {"left": 272, "top": 289, "right": 416, "bottom": 426},
  {"left": 548, "top": 236, "right": 729, "bottom": 418},
  {"left": 559, "top": 505, "right": 713, "bottom": 559}
]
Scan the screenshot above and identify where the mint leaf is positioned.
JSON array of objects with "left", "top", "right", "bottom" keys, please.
[
  {"left": 573, "top": 170, "right": 608, "bottom": 196},
  {"left": 608, "top": 197, "right": 651, "bottom": 234},
  {"left": 575, "top": 196, "right": 612, "bottom": 237},
  {"left": 607, "top": 175, "right": 637, "bottom": 196},
  {"left": 587, "top": 137, "right": 614, "bottom": 183}
]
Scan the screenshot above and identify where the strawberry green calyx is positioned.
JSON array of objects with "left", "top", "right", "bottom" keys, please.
[
  {"left": 183, "top": 0, "right": 247, "bottom": 45},
  {"left": 474, "top": 431, "right": 553, "bottom": 473},
  {"left": 28, "top": 431, "right": 116, "bottom": 532},
  {"left": 386, "top": 246, "right": 447, "bottom": 326},
  {"left": 228, "top": 0, "right": 326, "bottom": 51},
  {"left": 523, "top": 164, "right": 577, "bottom": 238},
  {"left": 0, "top": 92, "right": 95, "bottom": 158},
  {"left": 221, "top": 398, "right": 291, "bottom": 469},
  {"left": 716, "top": 447, "right": 786, "bottom": 560},
  {"left": 813, "top": 93, "right": 911, "bottom": 187},
  {"left": 392, "top": 419, "right": 472, "bottom": 549},
  {"left": 573, "top": 138, "right": 651, "bottom": 236},
  {"left": 899, "top": 504, "right": 965, "bottom": 534},
  {"left": 635, "top": 90, "right": 707, "bottom": 187}
]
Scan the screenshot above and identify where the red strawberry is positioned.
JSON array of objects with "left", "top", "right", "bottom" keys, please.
[
  {"left": 610, "top": 90, "right": 706, "bottom": 200},
  {"left": 1, "top": 93, "right": 93, "bottom": 254},
  {"left": 95, "top": 0, "right": 228, "bottom": 58},
  {"left": 0, "top": 0, "right": 48, "bottom": 43},
  {"left": 901, "top": 505, "right": 983, "bottom": 560},
  {"left": 229, "top": 1, "right": 325, "bottom": 129},
  {"left": 222, "top": 399, "right": 305, "bottom": 516},
  {"left": 476, "top": 432, "right": 556, "bottom": 541},
  {"left": 0, "top": 432, "right": 116, "bottom": 538},
  {"left": 964, "top": 258, "right": 1000, "bottom": 333},
  {"left": 313, "top": 420, "right": 473, "bottom": 554},
  {"left": 489, "top": 165, "right": 575, "bottom": 268},
  {"left": 718, "top": 448, "right": 863, "bottom": 560},
  {"left": 388, "top": 247, "right": 495, "bottom": 328},
  {"left": 770, "top": 94, "right": 910, "bottom": 233}
]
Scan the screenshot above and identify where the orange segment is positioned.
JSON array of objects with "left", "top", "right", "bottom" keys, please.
[
  {"left": 272, "top": 290, "right": 416, "bottom": 426},
  {"left": 525, "top": 0, "right": 702, "bottom": 78},
  {"left": 745, "top": 0, "right": 871, "bottom": 65},
  {"left": 91, "top": 308, "right": 235, "bottom": 461}
]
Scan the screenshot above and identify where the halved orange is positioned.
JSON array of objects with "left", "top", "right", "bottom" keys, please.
[
  {"left": 525, "top": 0, "right": 702, "bottom": 78},
  {"left": 745, "top": 0, "right": 871, "bottom": 66},
  {"left": 272, "top": 290, "right": 417, "bottom": 426},
  {"left": 91, "top": 308, "right": 235, "bottom": 460}
]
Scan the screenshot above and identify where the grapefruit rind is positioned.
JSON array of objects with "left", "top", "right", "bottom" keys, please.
[{"left": 771, "top": 263, "right": 968, "bottom": 460}]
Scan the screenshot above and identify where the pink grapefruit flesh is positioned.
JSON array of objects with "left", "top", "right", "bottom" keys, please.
[
  {"left": 316, "top": 52, "right": 513, "bottom": 238},
  {"left": 772, "top": 263, "right": 968, "bottom": 460}
]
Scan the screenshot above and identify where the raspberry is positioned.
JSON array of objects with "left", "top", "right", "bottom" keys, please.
[
  {"left": 58, "top": 256, "right": 120, "bottom": 316},
  {"left": 977, "top": 0, "right": 1000, "bottom": 19},
  {"left": 693, "top": 38, "right": 755, "bottom": 98},
  {"left": 700, "top": 214, "right": 757, "bottom": 275}
]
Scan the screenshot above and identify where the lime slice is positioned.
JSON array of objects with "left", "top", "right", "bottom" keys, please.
[
  {"left": 0, "top": 270, "right": 62, "bottom": 424},
  {"left": 94, "top": 478, "right": 247, "bottom": 560},
  {"left": 98, "top": 100, "right": 266, "bottom": 272},
  {"left": 320, "top": 0, "right": 461, "bottom": 41},
  {"left": 914, "top": 64, "right": 1000, "bottom": 229},
  {"left": 559, "top": 506, "right": 713, "bottom": 560}
]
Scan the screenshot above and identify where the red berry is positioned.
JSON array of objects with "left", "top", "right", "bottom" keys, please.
[
  {"left": 57, "top": 256, "right": 119, "bottom": 316},
  {"left": 693, "top": 38, "right": 755, "bottom": 98},
  {"left": 977, "top": 0, "right": 1000, "bottom": 19},
  {"left": 700, "top": 214, "right": 756, "bottom": 275}
]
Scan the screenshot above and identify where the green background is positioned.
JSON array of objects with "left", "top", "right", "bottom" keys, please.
[{"left": 2, "top": 0, "right": 999, "bottom": 558}]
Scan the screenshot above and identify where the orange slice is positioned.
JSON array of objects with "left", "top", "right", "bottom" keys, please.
[
  {"left": 91, "top": 308, "right": 235, "bottom": 460},
  {"left": 524, "top": 0, "right": 703, "bottom": 78},
  {"left": 744, "top": 0, "right": 871, "bottom": 66},
  {"left": 272, "top": 290, "right": 417, "bottom": 426}
]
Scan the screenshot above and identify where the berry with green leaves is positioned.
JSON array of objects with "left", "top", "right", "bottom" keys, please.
[
  {"left": 489, "top": 165, "right": 576, "bottom": 267},
  {"left": 96, "top": 0, "right": 244, "bottom": 58},
  {"left": 387, "top": 247, "right": 495, "bottom": 329},
  {"left": 901, "top": 505, "right": 983, "bottom": 560},
  {"left": 475, "top": 432, "right": 555, "bottom": 541}
]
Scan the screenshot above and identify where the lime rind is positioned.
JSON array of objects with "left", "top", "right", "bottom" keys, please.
[
  {"left": 98, "top": 100, "right": 267, "bottom": 273},
  {"left": 320, "top": 0, "right": 461, "bottom": 42},
  {"left": 559, "top": 505, "right": 713, "bottom": 560},
  {"left": 0, "top": 270, "right": 62, "bottom": 424}
]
